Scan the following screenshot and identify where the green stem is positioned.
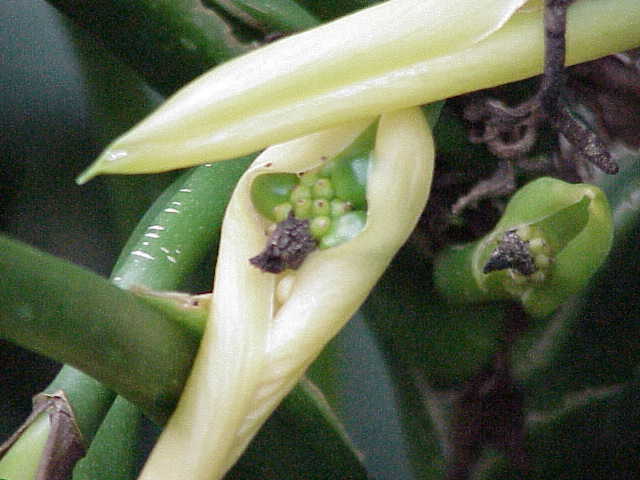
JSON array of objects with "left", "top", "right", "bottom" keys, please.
[
  {"left": 206, "top": 0, "right": 319, "bottom": 32},
  {"left": 45, "top": 369, "right": 115, "bottom": 445},
  {"left": 72, "top": 397, "right": 143, "bottom": 480},
  {"left": 3, "top": 3, "right": 326, "bottom": 478},
  {"left": 0, "top": 413, "right": 50, "bottom": 480},
  {"left": 0, "top": 155, "right": 251, "bottom": 479},
  {"left": 112, "top": 157, "right": 253, "bottom": 290},
  {"left": 46, "top": 0, "right": 255, "bottom": 95}
]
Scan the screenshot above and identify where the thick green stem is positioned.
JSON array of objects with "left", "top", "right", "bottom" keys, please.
[
  {"left": 0, "top": 156, "right": 251, "bottom": 480},
  {"left": 44, "top": 369, "right": 115, "bottom": 446},
  {"left": 0, "top": 235, "right": 198, "bottom": 424},
  {"left": 206, "top": 0, "right": 319, "bottom": 32},
  {"left": 72, "top": 397, "right": 143, "bottom": 480},
  {"left": 0, "top": 413, "right": 50, "bottom": 480}
]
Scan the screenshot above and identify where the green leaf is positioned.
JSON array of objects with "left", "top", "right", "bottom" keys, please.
[
  {"left": 205, "top": 0, "right": 319, "bottom": 32},
  {"left": 363, "top": 245, "right": 501, "bottom": 478},
  {"left": 0, "top": 235, "right": 197, "bottom": 424},
  {"left": 112, "top": 157, "right": 253, "bottom": 290},
  {"left": 294, "top": 0, "right": 382, "bottom": 21},
  {"left": 477, "top": 382, "right": 640, "bottom": 479}
]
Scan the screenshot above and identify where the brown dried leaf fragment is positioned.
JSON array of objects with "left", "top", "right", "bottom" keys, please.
[
  {"left": 249, "top": 214, "right": 317, "bottom": 273},
  {"left": 0, "top": 391, "right": 86, "bottom": 480},
  {"left": 464, "top": 0, "right": 620, "bottom": 175}
]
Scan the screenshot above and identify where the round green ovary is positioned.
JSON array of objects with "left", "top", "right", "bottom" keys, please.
[{"left": 312, "top": 199, "right": 331, "bottom": 217}]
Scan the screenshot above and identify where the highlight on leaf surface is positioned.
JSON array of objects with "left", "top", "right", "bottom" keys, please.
[
  {"left": 136, "top": 107, "right": 435, "bottom": 480},
  {"left": 77, "top": 0, "right": 640, "bottom": 183},
  {"left": 434, "top": 177, "right": 614, "bottom": 318}
]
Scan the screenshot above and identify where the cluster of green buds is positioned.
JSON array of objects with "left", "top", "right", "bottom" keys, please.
[
  {"left": 435, "top": 177, "right": 614, "bottom": 318},
  {"left": 248, "top": 123, "right": 376, "bottom": 273}
]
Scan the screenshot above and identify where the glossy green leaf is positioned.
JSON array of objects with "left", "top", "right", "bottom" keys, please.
[
  {"left": 112, "top": 157, "right": 252, "bottom": 290},
  {"left": 363, "top": 244, "right": 502, "bottom": 477},
  {"left": 477, "top": 382, "right": 640, "bottom": 479}
]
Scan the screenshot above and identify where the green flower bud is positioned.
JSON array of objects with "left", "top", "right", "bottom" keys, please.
[
  {"left": 434, "top": 177, "right": 614, "bottom": 318},
  {"left": 249, "top": 122, "right": 376, "bottom": 252},
  {"left": 319, "top": 210, "right": 367, "bottom": 249},
  {"left": 293, "top": 198, "right": 312, "bottom": 219},
  {"left": 290, "top": 184, "right": 312, "bottom": 203},
  {"left": 311, "top": 178, "right": 334, "bottom": 199},
  {"left": 250, "top": 173, "right": 298, "bottom": 222},
  {"left": 311, "top": 198, "right": 331, "bottom": 217},
  {"left": 138, "top": 108, "right": 435, "bottom": 480},
  {"left": 309, "top": 216, "right": 331, "bottom": 239}
]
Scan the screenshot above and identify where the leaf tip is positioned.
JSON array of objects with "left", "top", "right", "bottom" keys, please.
[
  {"left": 76, "top": 166, "right": 98, "bottom": 185},
  {"left": 76, "top": 147, "right": 132, "bottom": 184}
]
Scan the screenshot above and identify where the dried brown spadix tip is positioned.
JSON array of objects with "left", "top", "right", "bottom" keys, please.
[
  {"left": 483, "top": 229, "right": 537, "bottom": 276},
  {"left": 555, "top": 106, "right": 620, "bottom": 174},
  {"left": 249, "top": 214, "right": 317, "bottom": 273}
]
